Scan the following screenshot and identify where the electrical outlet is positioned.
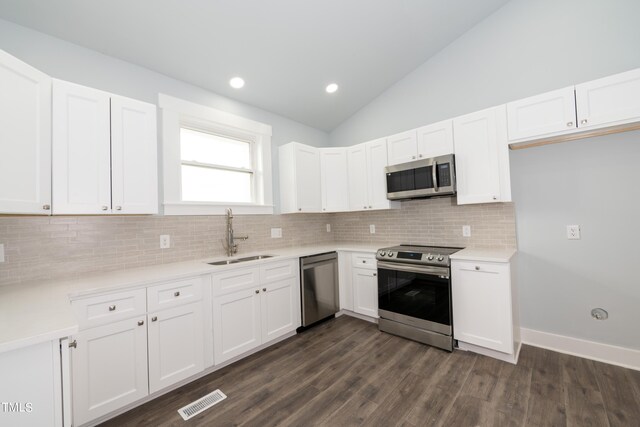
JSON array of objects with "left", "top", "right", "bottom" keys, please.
[
  {"left": 160, "top": 235, "right": 171, "bottom": 249},
  {"left": 369, "top": 224, "right": 376, "bottom": 234},
  {"left": 0, "top": 244, "right": 4, "bottom": 263},
  {"left": 326, "top": 224, "right": 331, "bottom": 232},
  {"left": 462, "top": 225, "right": 471, "bottom": 237},
  {"left": 271, "top": 228, "right": 282, "bottom": 238},
  {"left": 567, "top": 225, "right": 581, "bottom": 240}
]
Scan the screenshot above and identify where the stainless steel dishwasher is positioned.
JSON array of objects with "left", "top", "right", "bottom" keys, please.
[{"left": 300, "top": 252, "right": 339, "bottom": 327}]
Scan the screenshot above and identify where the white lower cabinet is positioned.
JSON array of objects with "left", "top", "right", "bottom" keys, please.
[
  {"left": 338, "top": 251, "right": 378, "bottom": 319},
  {"left": 212, "top": 259, "right": 300, "bottom": 365},
  {"left": 148, "top": 302, "right": 204, "bottom": 394},
  {"left": 71, "top": 317, "right": 149, "bottom": 426},
  {"left": 352, "top": 268, "right": 378, "bottom": 318},
  {"left": 451, "top": 257, "right": 519, "bottom": 362}
]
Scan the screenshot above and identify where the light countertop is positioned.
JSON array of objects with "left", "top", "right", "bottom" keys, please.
[{"left": 0, "top": 242, "right": 516, "bottom": 354}]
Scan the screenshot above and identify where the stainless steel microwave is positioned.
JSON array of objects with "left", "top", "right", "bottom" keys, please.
[{"left": 385, "top": 154, "right": 456, "bottom": 200}]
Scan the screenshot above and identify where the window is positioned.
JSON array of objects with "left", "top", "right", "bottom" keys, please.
[
  {"left": 159, "top": 94, "right": 273, "bottom": 215},
  {"left": 180, "top": 128, "right": 254, "bottom": 203}
]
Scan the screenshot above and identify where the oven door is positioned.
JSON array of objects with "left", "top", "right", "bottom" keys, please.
[
  {"left": 377, "top": 261, "right": 452, "bottom": 335},
  {"left": 385, "top": 154, "right": 456, "bottom": 200}
]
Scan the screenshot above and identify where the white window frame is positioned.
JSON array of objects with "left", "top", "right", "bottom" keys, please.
[{"left": 159, "top": 94, "right": 273, "bottom": 215}]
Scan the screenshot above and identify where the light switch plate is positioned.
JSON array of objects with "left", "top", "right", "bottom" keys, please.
[
  {"left": 0, "top": 244, "right": 4, "bottom": 263},
  {"left": 369, "top": 224, "right": 376, "bottom": 234},
  {"left": 271, "top": 228, "right": 282, "bottom": 238},
  {"left": 567, "top": 225, "right": 581, "bottom": 240},
  {"left": 160, "top": 235, "right": 171, "bottom": 249},
  {"left": 462, "top": 225, "right": 471, "bottom": 237}
]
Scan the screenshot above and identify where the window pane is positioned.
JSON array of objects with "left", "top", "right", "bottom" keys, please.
[
  {"left": 181, "top": 165, "right": 252, "bottom": 203},
  {"left": 180, "top": 128, "right": 251, "bottom": 169}
]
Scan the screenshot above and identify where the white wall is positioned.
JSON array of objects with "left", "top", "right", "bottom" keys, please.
[
  {"left": 327, "top": 0, "right": 640, "bottom": 350},
  {"left": 0, "top": 18, "right": 329, "bottom": 212}
]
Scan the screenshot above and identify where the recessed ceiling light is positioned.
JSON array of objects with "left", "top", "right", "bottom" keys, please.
[
  {"left": 325, "top": 83, "right": 339, "bottom": 94},
  {"left": 229, "top": 77, "right": 245, "bottom": 89}
]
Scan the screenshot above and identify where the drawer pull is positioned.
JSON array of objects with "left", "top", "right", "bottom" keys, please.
[
  {"left": 109, "top": 305, "right": 116, "bottom": 311},
  {"left": 475, "top": 266, "right": 480, "bottom": 271},
  {"left": 362, "top": 260, "right": 366, "bottom": 263},
  {"left": 263, "top": 288, "right": 267, "bottom": 292},
  {"left": 151, "top": 316, "right": 158, "bottom": 322},
  {"left": 255, "top": 289, "right": 259, "bottom": 294},
  {"left": 138, "top": 320, "right": 144, "bottom": 326},
  {"left": 68, "top": 340, "right": 77, "bottom": 349},
  {"left": 174, "top": 291, "right": 180, "bottom": 297}
]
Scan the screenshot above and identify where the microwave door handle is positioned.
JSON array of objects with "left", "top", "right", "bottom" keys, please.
[{"left": 432, "top": 160, "right": 438, "bottom": 192}]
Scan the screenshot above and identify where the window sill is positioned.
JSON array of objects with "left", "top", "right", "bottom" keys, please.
[{"left": 163, "top": 202, "right": 274, "bottom": 216}]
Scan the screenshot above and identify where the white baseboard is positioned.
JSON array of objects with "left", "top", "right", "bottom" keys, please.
[
  {"left": 338, "top": 309, "right": 378, "bottom": 324},
  {"left": 520, "top": 328, "right": 640, "bottom": 371}
]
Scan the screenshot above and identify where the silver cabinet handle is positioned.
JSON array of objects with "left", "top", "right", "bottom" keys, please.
[
  {"left": 363, "top": 206, "right": 367, "bottom": 209},
  {"left": 492, "top": 196, "right": 497, "bottom": 200},
  {"left": 263, "top": 288, "right": 267, "bottom": 292},
  {"left": 68, "top": 340, "right": 77, "bottom": 348},
  {"left": 298, "top": 208, "right": 302, "bottom": 212},
  {"left": 151, "top": 316, "right": 158, "bottom": 322},
  {"left": 368, "top": 206, "right": 372, "bottom": 209},
  {"left": 566, "top": 121, "right": 574, "bottom": 127},
  {"left": 255, "top": 289, "right": 259, "bottom": 294},
  {"left": 102, "top": 206, "right": 108, "bottom": 211},
  {"left": 412, "top": 155, "right": 416, "bottom": 159},
  {"left": 109, "top": 305, "right": 116, "bottom": 311},
  {"left": 581, "top": 119, "right": 588, "bottom": 125},
  {"left": 174, "top": 291, "right": 180, "bottom": 297},
  {"left": 115, "top": 206, "right": 122, "bottom": 211},
  {"left": 138, "top": 320, "right": 144, "bottom": 326},
  {"left": 373, "top": 273, "right": 377, "bottom": 277},
  {"left": 418, "top": 154, "right": 423, "bottom": 158},
  {"left": 42, "top": 204, "right": 50, "bottom": 210},
  {"left": 475, "top": 266, "right": 480, "bottom": 271},
  {"left": 362, "top": 260, "right": 366, "bottom": 263}
]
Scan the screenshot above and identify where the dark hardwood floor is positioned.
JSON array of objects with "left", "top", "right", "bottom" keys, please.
[{"left": 102, "top": 316, "right": 640, "bottom": 427}]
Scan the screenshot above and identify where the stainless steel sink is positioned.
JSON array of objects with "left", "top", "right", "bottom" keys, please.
[{"left": 207, "top": 255, "right": 274, "bottom": 266}]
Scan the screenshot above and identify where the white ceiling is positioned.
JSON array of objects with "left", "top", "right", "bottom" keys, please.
[{"left": 0, "top": 0, "right": 510, "bottom": 131}]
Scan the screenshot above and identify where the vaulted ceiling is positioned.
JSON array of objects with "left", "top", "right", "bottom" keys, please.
[{"left": 0, "top": 0, "right": 510, "bottom": 131}]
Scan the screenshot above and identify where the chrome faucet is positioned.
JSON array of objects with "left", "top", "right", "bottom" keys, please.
[{"left": 223, "top": 208, "right": 248, "bottom": 256}]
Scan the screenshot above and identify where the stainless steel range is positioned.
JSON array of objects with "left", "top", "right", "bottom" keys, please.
[{"left": 376, "top": 244, "right": 462, "bottom": 351}]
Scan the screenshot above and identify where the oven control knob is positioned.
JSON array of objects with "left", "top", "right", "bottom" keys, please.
[
  {"left": 437, "top": 256, "right": 444, "bottom": 261},
  {"left": 379, "top": 251, "right": 386, "bottom": 257},
  {"left": 387, "top": 252, "right": 394, "bottom": 257},
  {"left": 427, "top": 254, "right": 434, "bottom": 260}
]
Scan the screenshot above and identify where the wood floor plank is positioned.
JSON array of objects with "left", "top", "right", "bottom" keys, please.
[
  {"left": 320, "top": 394, "right": 379, "bottom": 427},
  {"left": 593, "top": 360, "right": 640, "bottom": 427},
  {"left": 491, "top": 360, "right": 532, "bottom": 425},
  {"left": 441, "top": 395, "right": 503, "bottom": 427},
  {"left": 522, "top": 346, "right": 567, "bottom": 427},
  {"left": 459, "top": 354, "right": 506, "bottom": 401},
  {"left": 561, "top": 354, "right": 610, "bottom": 427}
]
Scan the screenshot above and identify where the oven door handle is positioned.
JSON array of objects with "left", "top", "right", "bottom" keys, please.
[{"left": 377, "top": 261, "right": 449, "bottom": 278}]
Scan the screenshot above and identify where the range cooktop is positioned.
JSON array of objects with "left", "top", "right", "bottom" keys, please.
[{"left": 375, "top": 244, "right": 463, "bottom": 267}]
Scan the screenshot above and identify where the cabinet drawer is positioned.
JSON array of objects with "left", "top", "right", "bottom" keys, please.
[
  {"left": 452, "top": 260, "right": 509, "bottom": 276},
  {"left": 260, "top": 259, "right": 297, "bottom": 283},
  {"left": 351, "top": 253, "right": 377, "bottom": 269},
  {"left": 147, "top": 276, "right": 203, "bottom": 312},
  {"left": 72, "top": 289, "right": 146, "bottom": 329},
  {"left": 212, "top": 267, "right": 260, "bottom": 296}
]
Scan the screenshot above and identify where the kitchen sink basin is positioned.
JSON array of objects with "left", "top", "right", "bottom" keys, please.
[{"left": 207, "top": 255, "right": 274, "bottom": 266}]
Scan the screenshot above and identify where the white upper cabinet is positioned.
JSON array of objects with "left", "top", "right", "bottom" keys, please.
[
  {"left": 0, "top": 50, "right": 52, "bottom": 215},
  {"left": 576, "top": 68, "right": 640, "bottom": 130},
  {"left": 319, "top": 148, "right": 349, "bottom": 212},
  {"left": 386, "top": 130, "right": 418, "bottom": 165},
  {"left": 52, "top": 80, "right": 112, "bottom": 214},
  {"left": 279, "top": 142, "right": 321, "bottom": 213},
  {"left": 416, "top": 119, "right": 454, "bottom": 158},
  {"left": 111, "top": 96, "right": 158, "bottom": 214},
  {"left": 52, "top": 80, "right": 158, "bottom": 215},
  {"left": 454, "top": 106, "right": 511, "bottom": 205},
  {"left": 347, "top": 139, "right": 399, "bottom": 212},
  {"left": 507, "top": 86, "right": 577, "bottom": 141}
]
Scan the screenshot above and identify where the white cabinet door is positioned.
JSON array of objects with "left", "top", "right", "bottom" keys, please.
[
  {"left": 320, "top": 148, "right": 349, "bottom": 212},
  {"left": 576, "top": 68, "right": 640, "bottom": 130},
  {"left": 366, "top": 138, "right": 396, "bottom": 210},
  {"left": 148, "top": 302, "right": 204, "bottom": 394},
  {"left": 454, "top": 106, "right": 509, "bottom": 205},
  {"left": 111, "top": 96, "right": 158, "bottom": 214},
  {"left": 71, "top": 317, "right": 148, "bottom": 426},
  {"left": 507, "top": 86, "right": 577, "bottom": 141},
  {"left": 386, "top": 130, "right": 417, "bottom": 165},
  {"left": 416, "top": 120, "right": 454, "bottom": 158},
  {"left": 0, "top": 50, "right": 52, "bottom": 215},
  {"left": 294, "top": 144, "right": 321, "bottom": 212},
  {"left": 261, "top": 277, "right": 299, "bottom": 342},
  {"left": 352, "top": 268, "right": 378, "bottom": 318},
  {"left": 213, "top": 288, "right": 262, "bottom": 364},
  {"left": 347, "top": 143, "right": 368, "bottom": 211},
  {"left": 52, "top": 80, "right": 111, "bottom": 214},
  {"left": 452, "top": 261, "right": 513, "bottom": 354}
]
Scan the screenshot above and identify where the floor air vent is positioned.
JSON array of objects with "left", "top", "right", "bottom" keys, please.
[{"left": 177, "top": 389, "right": 227, "bottom": 421}]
